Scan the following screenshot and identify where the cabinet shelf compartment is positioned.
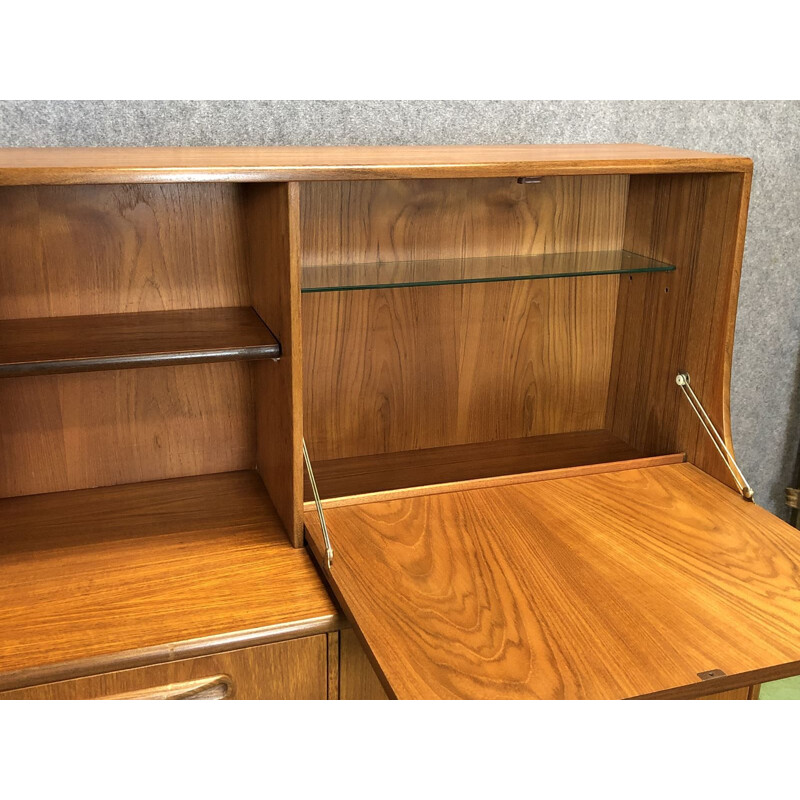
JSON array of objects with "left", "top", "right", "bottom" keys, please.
[
  {"left": 301, "top": 249, "right": 674, "bottom": 293},
  {"left": 0, "top": 471, "right": 339, "bottom": 689},
  {"left": 0, "top": 306, "right": 280, "bottom": 377}
]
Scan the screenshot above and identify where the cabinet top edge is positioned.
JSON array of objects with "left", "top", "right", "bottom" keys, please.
[{"left": 0, "top": 144, "right": 753, "bottom": 185}]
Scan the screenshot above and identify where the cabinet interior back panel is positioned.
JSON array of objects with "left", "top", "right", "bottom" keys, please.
[
  {"left": 0, "top": 184, "right": 251, "bottom": 319},
  {"left": 0, "top": 362, "right": 255, "bottom": 498},
  {"left": 300, "top": 176, "right": 629, "bottom": 265},
  {"left": 301, "top": 176, "right": 628, "bottom": 460}
]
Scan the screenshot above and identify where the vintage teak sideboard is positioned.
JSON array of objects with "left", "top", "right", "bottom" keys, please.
[{"left": 1, "top": 144, "right": 799, "bottom": 700}]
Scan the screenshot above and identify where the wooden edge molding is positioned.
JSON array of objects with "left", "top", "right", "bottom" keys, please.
[
  {"left": 0, "top": 145, "right": 754, "bottom": 186},
  {"left": 632, "top": 662, "right": 799, "bottom": 700},
  {"left": 0, "top": 614, "right": 344, "bottom": 693},
  {"left": 303, "top": 453, "right": 687, "bottom": 511},
  {"left": 0, "top": 162, "right": 754, "bottom": 186}
]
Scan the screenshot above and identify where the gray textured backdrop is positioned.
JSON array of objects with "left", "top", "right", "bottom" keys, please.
[{"left": 1, "top": 100, "right": 798, "bottom": 518}]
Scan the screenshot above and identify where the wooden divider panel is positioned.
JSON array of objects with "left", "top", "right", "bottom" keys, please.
[{"left": 245, "top": 182, "right": 304, "bottom": 545}]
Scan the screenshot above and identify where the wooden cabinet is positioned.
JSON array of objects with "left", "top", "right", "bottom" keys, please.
[
  {"left": 0, "top": 144, "right": 795, "bottom": 700},
  {"left": 0, "top": 637, "right": 328, "bottom": 700}
]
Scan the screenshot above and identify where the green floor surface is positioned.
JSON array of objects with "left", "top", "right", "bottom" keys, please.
[{"left": 759, "top": 675, "right": 800, "bottom": 699}]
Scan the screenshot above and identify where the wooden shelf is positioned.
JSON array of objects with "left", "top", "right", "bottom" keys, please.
[
  {"left": 0, "top": 471, "right": 340, "bottom": 688},
  {"left": 301, "top": 249, "right": 674, "bottom": 293},
  {"left": 304, "top": 430, "right": 649, "bottom": 501},
  {"left": 0, "top": 306, "right": 280, "bottom": 377},
  {"left": 306, "top": 462, "right": 800, "bottom": 699}
]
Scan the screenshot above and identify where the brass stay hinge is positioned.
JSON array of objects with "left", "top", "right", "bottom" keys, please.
[
  {"left": 675, "top": 372, "right": 754, "bottom": 501},
  {"left": 786, "top": 487, "right": 800, "bottom": 529},
  {"left": 302, "top": 438, "right": 334, "bottom": 569}
]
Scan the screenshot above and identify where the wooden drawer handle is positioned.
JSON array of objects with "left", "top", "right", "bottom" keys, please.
[{"left": 100, "top": 674, "right": 233, "bottom": 700}]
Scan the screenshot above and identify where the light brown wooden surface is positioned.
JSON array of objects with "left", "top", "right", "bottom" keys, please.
[
  {"left": 338, "top": 629, "right": 389, "bottom": 700},
  {"left": 303, "top": 430, "right": 646, "bottom": 500},
  {"left": 0, "top": 145, "right": 752, "bottom": 185},
  {"left": 303, "top": 277, "right": 619, "bottom": 460},
  {"left": 0, "top": 637, "right": 328, "bottom": 700},
  {"left": 606, "top": 173, "right": 752, "bottom": 490},
  {"left": 305, "top": 462, "right": 800, "bottom": 700},
  {"left": 302, "top": 176, "right": 626, "bottom": 460},
  {"left": 0, "top": 471, "right": 340, "bottom": 690},
  {"left": 0, "top": 184, "right": 250, "bottom": 320},
  {"left": 0, "top": 362, "right": 255, "bottom": 498},
  {"left": 0, "top": 306, "right": 279, "bottom": 376},
  {"left": 245, "top": 182, "right": 305, "bottom": 545}
]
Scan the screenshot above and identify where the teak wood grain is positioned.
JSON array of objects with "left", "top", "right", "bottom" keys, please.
[
  {"left": 338, "top": 629, "right": 389, "bottom": 700},
  {"left": 0, "top": 145, "right": 752, "bottom": 184},
  {"left": 0, "top": 144, "right": 771, "bottom": 703},
  {"left": 302, "top": 176, "right": 626, "bottom": 460},
  {"left": 327, "top": 631, "right": 340, "bottom": 700},
  {"left": 305, "top": 463, "right": 800, "bottom": 700},
  {"left": 0, "top": 637, "right": 328, "bottom": 700},
  {"left": 245, "top": 182, "right": 305, "bottom": 545},
  {"left": 0, "top": 471, "right": 340, "bottom": 690},
  {"left": 0, "top": 306, "right": 279, "bottom": 376},
  {"left": 0, "top": 362, "right": 256, "bottom": 498},
  {"left": 606, "top": 172, "right": 752, "bottom": 490},
  {"left": 303, "top": 429, "right": 645, "bottom": 500},
  {"left": 300, "top": 176, "right": 629, "bottom": 267},
  {"left": 0, "top": 184, "right": 251, "bottom": 320}
]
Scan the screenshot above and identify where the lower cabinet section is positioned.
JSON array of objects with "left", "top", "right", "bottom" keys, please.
[
  {"left": 698, "top": 686, "right": 758, "bottom": 700},
  {"left": 0, "top": 627, "right": 761, "bottom": 700},
  {"left": 0, "top": 636, "right": 328, "bottom": 700},
  {"left": 338, "top": 629, "right": 389, "bottom": 700}
]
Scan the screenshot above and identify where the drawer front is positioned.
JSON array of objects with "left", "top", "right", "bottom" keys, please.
[{"left": 0, "top": 636, "right": 327, "bottom": 700}]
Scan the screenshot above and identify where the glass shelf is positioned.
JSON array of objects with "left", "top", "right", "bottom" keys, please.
[{"left": 301, "top": 249, "right": 675, "bottom": 293}]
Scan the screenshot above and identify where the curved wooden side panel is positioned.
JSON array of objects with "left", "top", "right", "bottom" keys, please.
[{"left": 606, "top": 172, "right": 753, "bottom": 490}]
